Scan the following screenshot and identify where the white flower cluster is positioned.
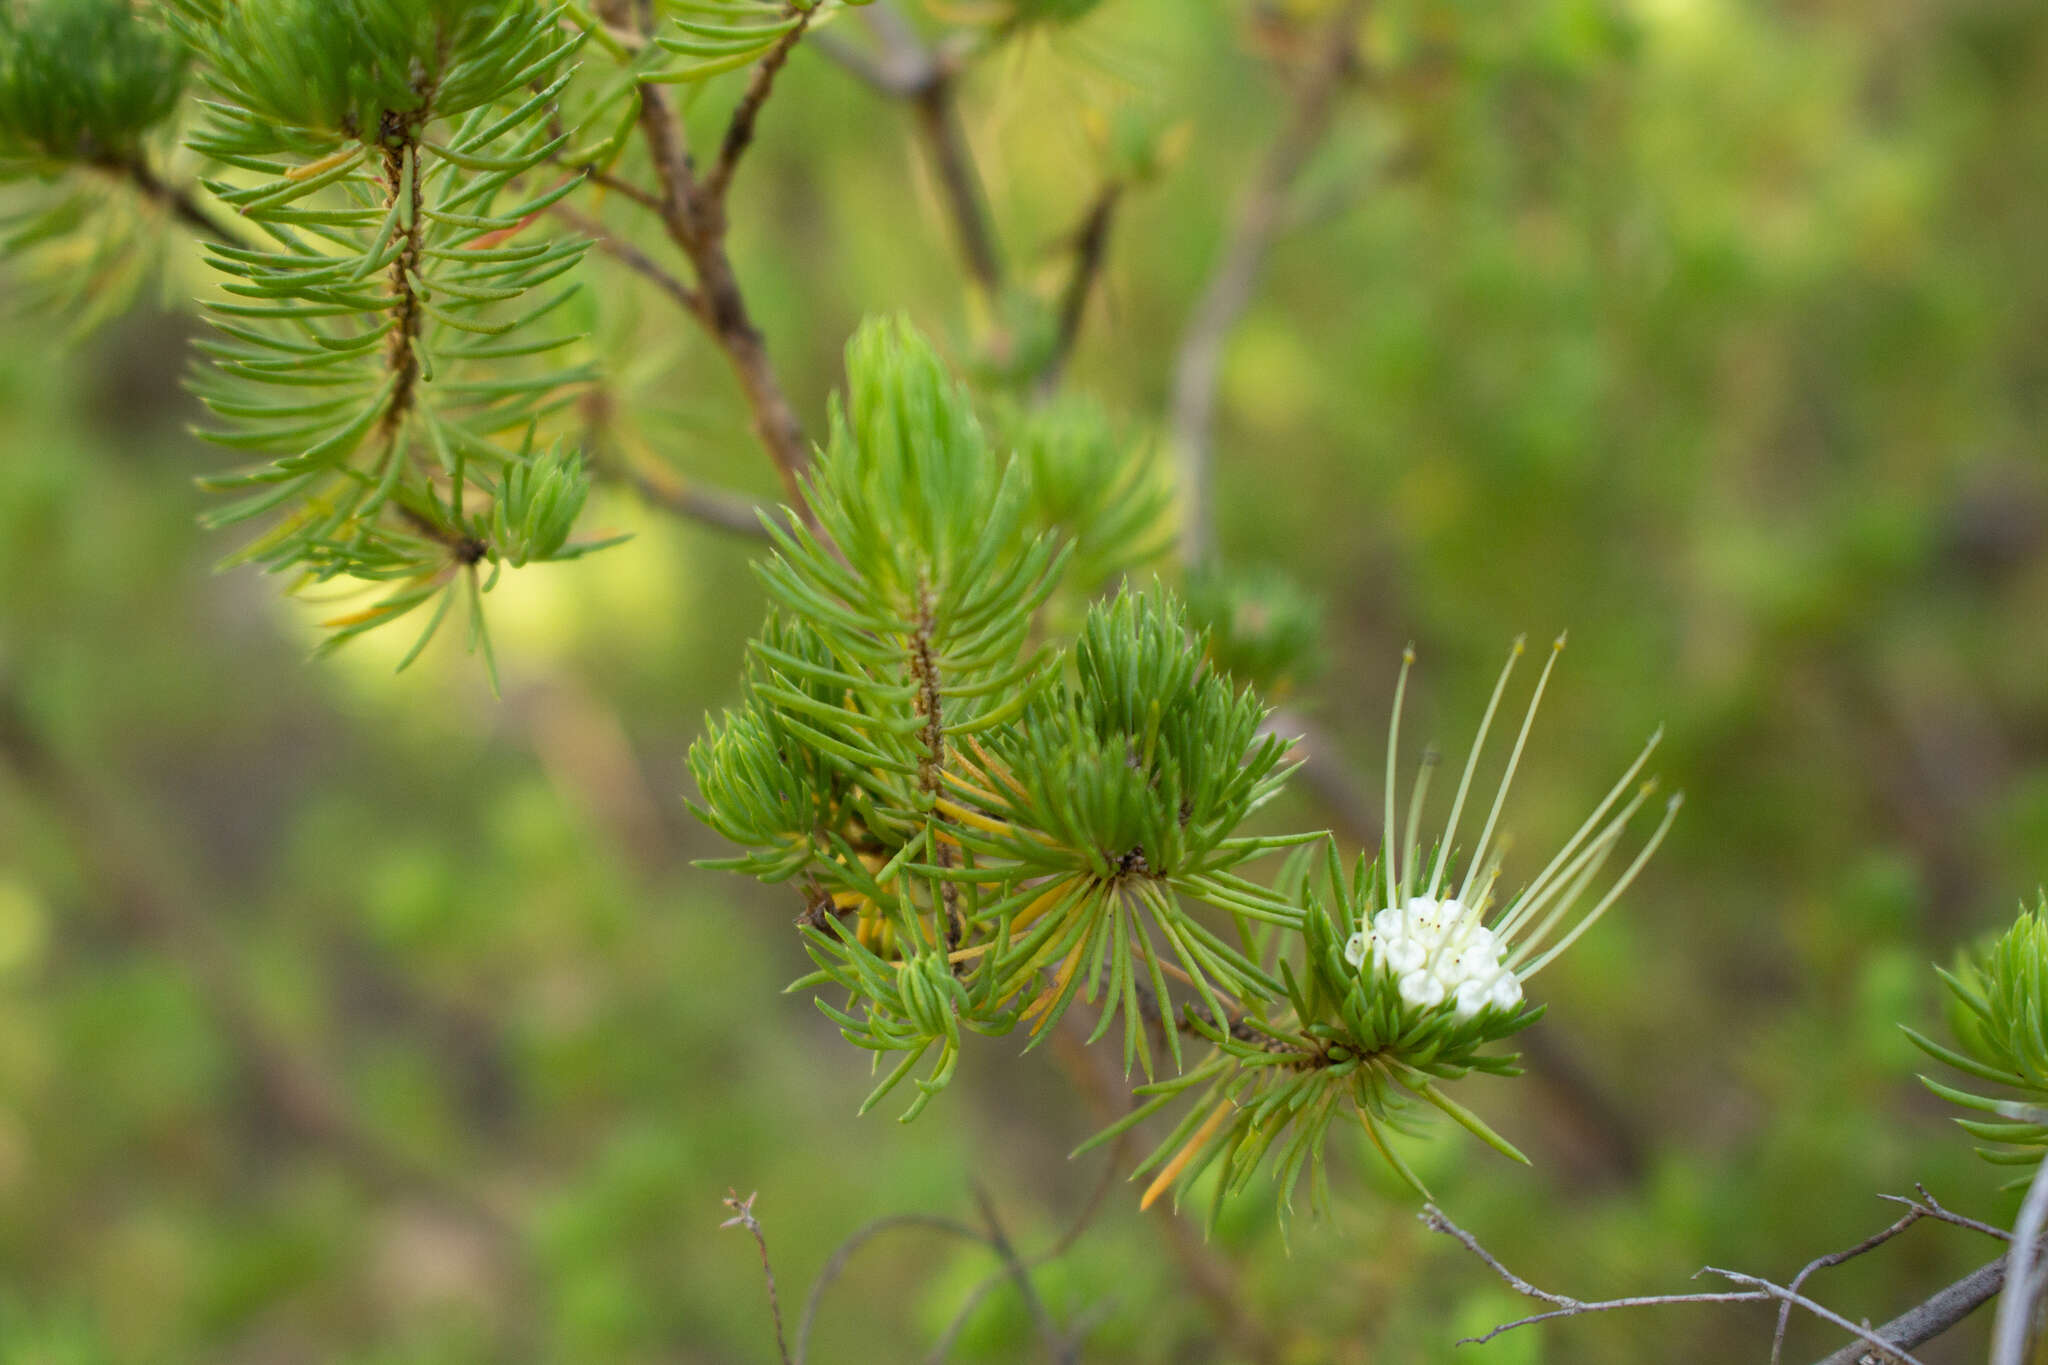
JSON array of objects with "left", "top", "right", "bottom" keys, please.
[{"left": 1344, "top": 895, "right": 1523, "bottom": 1021}]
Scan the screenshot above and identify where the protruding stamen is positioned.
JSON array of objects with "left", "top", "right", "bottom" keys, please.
[
  {"left": 1466, "top": 833, "right": 1511, "bottom": 920},
  {"left": 1400, "top": 746, "right": 1439, "bottom": 905},
  {"left": 1496, "top": 724, "right": 1662, "bottom": 936},
  {"left": 1502, "top": 802, "right": 1635, "bottom": 964},
  {"left": 1428, "top": 637, "right": 1524, "bottom": 902},
  {"left": 1497, "top": 778, "right": 1656, "bottom": 945},
  {"left": 1384, "top": 646, "right": 1414, "bottom": 904},
  {"left": 1518, "top": 792, "right": 1682, "bottom": 979},
  {"left": 1460, "top": 633, "right": 1563, "bottom": 906}
]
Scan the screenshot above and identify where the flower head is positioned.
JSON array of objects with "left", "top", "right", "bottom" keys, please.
[{"left": 1355, "top": 636, "right": 1680, "bottom": 1022}]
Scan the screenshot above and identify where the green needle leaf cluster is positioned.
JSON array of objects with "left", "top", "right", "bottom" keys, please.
[
  {"left": 697, "top": 464, "right": 1675, "bottom": 1219},
  {"left": 1184, "top": 561, "right": 1325, "bottom": 699},
  {"left": 1908, "top": 895, "right": 2048, "bottom": 1179},
  {"left": 991, "top": 393, "right": 1173, "bottom": 598},
  {"left": 167, "top": 0, "right": 617, "bottom": 675},
  {"left": 0, "top": 0, "right": 196, "bottom": 333},
  {"left": 1087, "top": 845, "right": 1543, "bottom": 1228},
  {"left": 0, "top": 0, "right": 186, "bottom": 165},
  {"left": 562, "top": 0, "right": 868, "bottom": 89},
  {"left": 651, "top": 0, "right": 856, "bottom": 85},
  {"left": 691, "top": 316, "right": 1313, "bottom": 1123}
]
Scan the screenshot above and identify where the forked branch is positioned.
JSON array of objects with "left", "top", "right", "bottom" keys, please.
[{"left": 1421, "top": 1200, "right": 2020, "bottom": 1365}]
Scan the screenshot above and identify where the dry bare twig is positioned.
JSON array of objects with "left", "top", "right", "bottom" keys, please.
[
  {"left": 1771, "top": 1206, "right": 1927, "bottom": 1364},
  {"left": 1876, "top": 1184, "right": 2014, "bottom": 1243},
  {"left": 1808, "top": 1259, "right": 2006, "bottom": 1365},
  {"left": 723, "top": 1190, "right": 794, "bottom": 1365},
  {"left": 1794, "top": 1180, "right": 2017, "bottom": 1365},
  {"left": 1421, "top": 1203, "right": 1932, "bottom": 1365}
]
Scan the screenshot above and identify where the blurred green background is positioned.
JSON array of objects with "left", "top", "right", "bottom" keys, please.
[{"left": 3, "top": 0, "right": 2048, "bottom": 1360}]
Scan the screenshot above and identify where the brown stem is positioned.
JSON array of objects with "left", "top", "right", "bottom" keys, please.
[
  {"left": 577, "top": 381, "right": 777, "bottom": 540},
  {"left": 545, "top": 149, "right": 664, "bottom": 213},
  {"left": 375, "top": 124, "right": 429, "bottom": 450},
  {"left": 908, "top": 577, "right": 964, "bottom": 940},
  {"left": 722, "top": 1191, "right": 794, "bottom": 1365},
  {"left": 705, "top": 6, "right": 815, "bottom": 204},
  {"left": 1034, "top": 182, "right": 1122, "bottom": 397},
  {"left": 636, "top": 80, "right": 816, "bottom": 520},
  {"left": 98, "top": 152, "right": 243, "bottom": 247},
  {"left": 818, "top": 5, "right": 1004, "bottom": 301},
  {"left": 1170, "top": 0, "right": 1368, "bottom": 570},
  {"left": 547, "top": 200, "right": 701, "bottom": 314},
  {"left": 910, "top": 577, "right": 947, "bottom": 798},
  {"left": 909, "top": 73, "right": 1004, "bottom": 301},
  {"left": 623, "top": 468, "right": 778, "bottom": 539}
]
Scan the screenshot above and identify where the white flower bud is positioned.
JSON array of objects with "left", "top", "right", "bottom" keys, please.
[
  {"left": 1356, "top": 894, "right": 1522, "bottom": 1020},
  {"left": 1399, "top": 969, "right": 1446, "bottom": 1008}
]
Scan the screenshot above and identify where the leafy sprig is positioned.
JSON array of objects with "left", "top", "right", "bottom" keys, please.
[
  {"left": 694, "top": 318, "right": 1313, "bottom": 1117},
  {"left": 1084, "top": 845, "right": 1542, "bottom": 1228},
  {"left": 690, "top": 321, "right": 1677, "bottom": 1219},
  {"left": 1907, "top": 896, "right": 2048, "bottom": 1179},
  {"left": 170, "top": 0, "right": 617, "bottom": 673},
  {"left": 0, "top": 0, "right": 185, "bottom": 165}
]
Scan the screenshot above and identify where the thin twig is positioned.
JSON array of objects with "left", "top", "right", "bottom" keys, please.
[
  {"left": 547, "top": 200, "right": 700, "bottom": 314},
  {"left": 1770, "top": 1204, "right": 1934, "bottom": 1364},
  {"left": 705, "top": 5, "right": 815, "bottom": 203},
  {"left": 1035, "top": 182, "right": 1122, "bottom": 397},
  {"left": 1992, "top": 1149, "right": 2048, "bottom": 1365},
  {"left": 794, "top": 1212, "right": 988, "bottom": 1365},
  {"left": 927, "top": 1133, "right": 1129, "bottom": 1363},
  {"left": 1809, "top": 1258, "right": 2007, "bottom": 1365},
  {"left": 101, "top": 153, "right": 244, "bottom": 247},
  {"left": 908, "top": 73, "right": 1003, "bottom": 300},
  {"left": 1708, "top": 1268, "right": 1932, "bottom": 1365},
  {"left": 625, "top": 468, "right": 778, "bottom": 539},
  {"left": 970, "top": 1185, "right": 1074, "bottom": 1365},
  {"left": 1422, "top": 1204, "right": 1930, "bottom": 1365},
  {"left": 575, "top": 383, "right": 778, "bottom": 540},
  {"left": 823, "top": 3, "right": 1003, "bottom": 300},
  {"left": 722, "top": 1190, "right": 793, "bottom": 1365},
  {"left": 546, "top": 150, "right": 665, "bottom": 212},
  {"left": 1876, "top": 1184, "right": 2014, "bottom": 1243},
  {"left": 1169, "top": 0, "right": 1368, "bottom": 570},
  {"left": 635, "top": 79, "right": 816, "bottom": 520}
]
